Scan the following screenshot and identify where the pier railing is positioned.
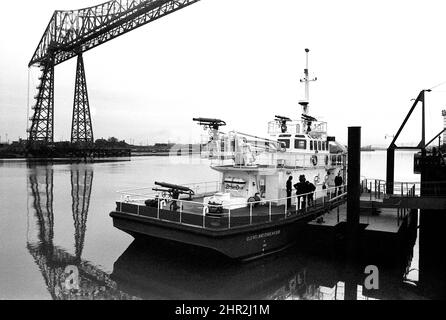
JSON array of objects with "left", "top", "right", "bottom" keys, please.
[
  {"left": 361, "top": 178, "right": 446, "bottom": 199},
  {"left": 116, "top": 184, "right": 347, "bottom": 230}
]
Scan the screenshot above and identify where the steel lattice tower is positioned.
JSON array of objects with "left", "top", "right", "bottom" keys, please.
[
  {"left": 28, "top": 62, "right": 55, "bottom": 142},
  {"left": 442, "top": 110, "right": 446, "bottom": 145},
  {"left": 71, "top": 54, "right": 94, "bottom": 144},
  {"left": 27, "top": 0, "right": 201, "bottom": 144}
]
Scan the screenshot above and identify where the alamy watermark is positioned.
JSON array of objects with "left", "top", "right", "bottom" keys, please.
[
  {"left": 64, "top": 265, "right": 79, "bottom": 291},
  {"left": 364, "top": 265, "right": 379, "bottom": 290}
]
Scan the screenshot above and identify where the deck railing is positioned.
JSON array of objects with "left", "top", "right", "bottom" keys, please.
[
  {"left": 360, "top": 178, "right": 446, "bottom": 226},
  {"left": 210, "top": 151, "right": 346, "bottom": 170},
  {"left": 360, "top": 178, "right": 446, "bottom": 199},
  {"left": 116, "top": 184, "right": 347, "bottom": 230}
]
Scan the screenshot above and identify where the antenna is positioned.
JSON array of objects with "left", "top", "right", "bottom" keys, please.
[
  {"left": 192, "top": 118, "right": 226, "bottom": 130},
  {"left": 299, "top": 48, "right": 317, "bottom": 115},
  {"left": 274, "top": 115, "right": 292, "bottom": 133},
  {"left": 193, "top": 117, "right": 226, "bottom": 142}
]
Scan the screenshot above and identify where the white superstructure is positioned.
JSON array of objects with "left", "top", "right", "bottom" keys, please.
[{"left": 197, "top": 49, "right": 347, "bottom": 207}]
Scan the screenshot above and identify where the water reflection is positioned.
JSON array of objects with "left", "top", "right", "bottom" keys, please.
[
  {"left": 26, "top": 165, "right": 136, "bottom": 300},
  {"left": 21, "top": 156, "right": 431, "bottom": 300},
  {"left": 111, "top": 238, "right": 417, "bottom": 300},
  {"left": 28, "top": 167, "right": 54, "bottom": 246},
  {"left": 70, "top": 168, "right": 93, "bottom": 261}
]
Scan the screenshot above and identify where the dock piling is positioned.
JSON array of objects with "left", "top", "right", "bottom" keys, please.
[
  {"left": 345, "top": 127, "right": 362, "bottom": 260},
  {"left": 347, "top": 127, "right": 361, "bottom": 225}
]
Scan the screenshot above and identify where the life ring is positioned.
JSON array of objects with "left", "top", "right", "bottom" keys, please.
[
  {"left": 247, "top": 194, "right": 261, "bottom": 208},
  {"left": 314, "top": 175, "right": 320, "bottom": 184},
  {"left": 247, "top": 197, "right": 256, "bottom": 204},
  {"left": 311, "top": 155, "right": 318, "bottom": 166},
  {"left": 324, "top": 174, "right": 329, "bottom": 182}
]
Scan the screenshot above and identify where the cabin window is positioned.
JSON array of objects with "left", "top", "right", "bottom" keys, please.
[
  {"left": 294, "top": 139, "right": 306, "bottom": 150},
  {"left": 278, "top": 139, "right": 290, "bottom": 149},
  {"left": 318, "top": 141, "right": 322, "bottom": 151},
  {"left": 321, "top": 141, "right": 325, "bottom": 151},
  {"left": 310, "top": 141, "right": 314, "bottom": 151},
  {"left": 326, "top": 142, "right": 329, "bottom": 150}
]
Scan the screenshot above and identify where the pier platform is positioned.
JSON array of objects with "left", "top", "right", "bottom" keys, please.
[{"left": 300, "top": 196, "right": 418, "bottom": 265}]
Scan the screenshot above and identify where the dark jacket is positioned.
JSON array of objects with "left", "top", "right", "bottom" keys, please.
[
  {"left": 334, "top": 175, "right": 343, "bottom": 187},
  {"left": 306, "top": 181, "right": 316, "bottom": 193},
  {"left": 294, "top": 182, "right": 306, "bottom": 195},
  {"left": 286, "top": 179, "right": 293, "bottom": 193}
]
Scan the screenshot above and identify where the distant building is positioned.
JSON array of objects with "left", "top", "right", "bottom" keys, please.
[{"left": 154, "top": 143, "right": 175, "bottom": 148}]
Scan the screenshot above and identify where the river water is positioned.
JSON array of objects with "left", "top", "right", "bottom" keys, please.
[{"left": 0, "top": 151, "right": 423, "bottom": 300}]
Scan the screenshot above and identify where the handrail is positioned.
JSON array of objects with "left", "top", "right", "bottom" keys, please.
[
  {"left": 361, "top": 177, "right": 446, "bottom": 185},
  {"left": 118, "top": 183, "right": 348, "bottom": 230},
  {"left": 328, "top": 191, "right": 347, "bottom": 203},
  {"left": 208, "top": 150, "right": 346, "bottom": 169},
  {"left": 361, "top": 177, "right": 446, "bottom": 199},
  {"left": 242, "top": 185, "right": 344, "bottom": 207},
  {"left": 122, "top": 184, "right": 345, "bottom": 206}
]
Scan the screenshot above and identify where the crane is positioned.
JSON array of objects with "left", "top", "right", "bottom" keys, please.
[{"left": 28, "top": 0, "right": 202, "bottom": 144}]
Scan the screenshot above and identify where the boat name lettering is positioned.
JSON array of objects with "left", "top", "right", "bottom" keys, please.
[{"left": 246, "top": 230, "right": 281, "bottom": 241}]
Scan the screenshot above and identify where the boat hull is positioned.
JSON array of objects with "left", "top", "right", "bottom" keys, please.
[{"left": 110, "top": 209, "right": 318, "bottom": 260}]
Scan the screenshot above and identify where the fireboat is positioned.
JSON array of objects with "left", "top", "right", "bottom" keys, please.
[{"left": 110, "top": 49, "right": 347, "bottom": 260}]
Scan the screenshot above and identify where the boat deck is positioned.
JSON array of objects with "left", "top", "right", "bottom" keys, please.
[{"left": 116, "top": 194, "right": 344, "bottom": 231}]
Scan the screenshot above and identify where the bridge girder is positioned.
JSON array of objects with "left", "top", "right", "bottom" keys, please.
[{"left": 29, "top": 0, "right": 201, "bottom": 67}]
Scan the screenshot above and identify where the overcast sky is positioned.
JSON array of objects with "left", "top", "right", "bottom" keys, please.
[{"left": 1, "top": 0, "right": 446, "bottom": 146}]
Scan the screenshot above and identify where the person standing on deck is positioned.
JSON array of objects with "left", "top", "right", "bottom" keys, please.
[
  {"left": 334, "top": 172, "right": 343, "bottom": 196},
  {"left": 322, "top": 182, "right": 328, "bottom": 202},
  {"left": 170, "top": 188, "right": 180, "bottom": 211},
  {"left": 306, "top": 181, "right": 316, "bottom": 207},
  {"left": 294, "top": 175, "right": 307, "bottom": 210},
  {"left": 286, "top": 176, "right": 293, "bottom": 210}
]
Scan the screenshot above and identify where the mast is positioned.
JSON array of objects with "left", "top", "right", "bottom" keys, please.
[{"left": 299, "top": 48, "right": 317, "bottom": 116}]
